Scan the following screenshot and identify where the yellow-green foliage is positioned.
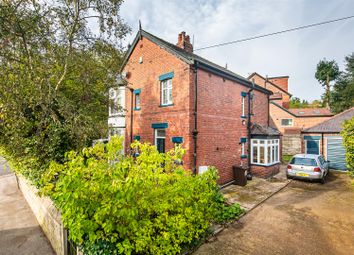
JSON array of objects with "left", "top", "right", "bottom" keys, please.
[
  {"left": 41, "top": 136, "right": 233, "bottom": 255},
  {"left": 342, "top": 117, "right": 354, "bottom": 177}
]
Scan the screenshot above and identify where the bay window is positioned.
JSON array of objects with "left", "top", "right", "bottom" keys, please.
[{"left": 251, "top": 139, "right": 279, "bottom": 165}]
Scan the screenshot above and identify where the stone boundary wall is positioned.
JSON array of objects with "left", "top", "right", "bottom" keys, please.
[
  {"left": 17, "top": 174, "right": 67, "bottom": 255},
  {"left": 282, "top": 133, "right": 302, "bottom": 155}
]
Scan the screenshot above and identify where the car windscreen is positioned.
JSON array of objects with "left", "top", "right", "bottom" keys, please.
[{"left": 290, "top": 157, "right": 318, "bottom": 166}]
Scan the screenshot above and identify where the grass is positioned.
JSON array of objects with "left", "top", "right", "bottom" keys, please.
[{"left": 282, "top": 155, "right": 293, "bottom": 164}]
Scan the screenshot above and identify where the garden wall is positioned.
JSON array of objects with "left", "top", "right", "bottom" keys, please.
[{"left": 17, "top": 174, "right": 67, "bottom": 255}]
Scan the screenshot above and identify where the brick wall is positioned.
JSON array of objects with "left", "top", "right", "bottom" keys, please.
[
  {"left": 123, "top": 35, "right": 272, "bottom": 184},
  {"left": 251, "top": 164, "right": 280, "bottom": 178},
  {"left": 270, "top": 103, "right": 332, "bottom": 133},
  {"left": 268, "top": 77, "right": 289, "bottom": 92},
  {"left": 196, "top": 69, "right": 270, "bottom": 184},
  {"left": 250, "top": 73, "right": 290, "bottom": 108},
  {"left": 123, "top": 36, "right": 194, "bottom": 169}
]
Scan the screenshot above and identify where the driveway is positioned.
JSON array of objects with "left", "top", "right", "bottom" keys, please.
[
  {"left": 195, "top": 171, "right": 354, "bottom": 255},
  {"left": 0, "top": 173, "right": 55, "bottom": 255}
]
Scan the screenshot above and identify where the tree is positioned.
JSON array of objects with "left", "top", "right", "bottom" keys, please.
[
  {"left": 329, "top": 53, "right": 354, "bottom": 114},
  {"left": 0, "top": 1, "right": 130, "bottom": 182},
  {"left": 341, "top": 117, "right": 354, "bottom": 177},
  {"left": 289, "top": 97, "right": 309, "bottom": 109},
  {"left": 315, "top": 59, "right": 340, "bottom": 108}
]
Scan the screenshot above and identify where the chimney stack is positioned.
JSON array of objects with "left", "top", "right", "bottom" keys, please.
[{"left": 176, "top": 31, "right": 193, "bottom": 53}]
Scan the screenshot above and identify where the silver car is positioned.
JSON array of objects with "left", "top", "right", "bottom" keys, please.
[{"left": 286, "top": 154, "right": 329, "bottom": 184}]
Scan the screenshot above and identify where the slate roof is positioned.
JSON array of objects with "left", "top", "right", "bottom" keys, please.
[
  {"left": 121, "top": 30, "right": 272, "bottom": 95},
  {"left": 271, "top": 102, "right": 334, "bottom": 117},
  {"left": 303, "top": 107, "right": 354, "bottom": 133},
  {"left": 251, "top": 123, "right": 281, "bottom": 136}
]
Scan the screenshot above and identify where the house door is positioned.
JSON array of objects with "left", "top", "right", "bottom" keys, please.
[
  {"left": 155, "top": 129, "right": 166, "bottom": 153},
  {"left": 306, "top": 140, "right": 319, "bottom": 155}
]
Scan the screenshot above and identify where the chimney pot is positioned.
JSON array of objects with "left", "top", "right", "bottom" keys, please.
[{"left": 176, "top": 31, "right": 193, "bottom": 53}]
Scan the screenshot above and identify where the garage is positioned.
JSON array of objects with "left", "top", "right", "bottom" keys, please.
[
  {"left": 326, "top": 137, "right": 346, "bottom": 170},
  {"left": 302, "top": 107, "right": 354, "bottom": 171}
]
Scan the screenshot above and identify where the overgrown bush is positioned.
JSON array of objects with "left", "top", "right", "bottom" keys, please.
[
  {"left": 41, "top": 137, "right": 242, "bottom": 254},
  {"left": 342, "top": 117, "right": 354, "bottom": 177}
]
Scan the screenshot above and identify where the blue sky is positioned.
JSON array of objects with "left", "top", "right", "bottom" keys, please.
[{"left": 120, "top": 0, "right": 354, "bottom": 101}]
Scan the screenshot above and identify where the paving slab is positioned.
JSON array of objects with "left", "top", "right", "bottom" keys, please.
[
  {"left": 222, "top": 165, "right": 290, "bottom": 211},
  {"left": 0, "top": 174, "right": 55, "bottom": 255}
]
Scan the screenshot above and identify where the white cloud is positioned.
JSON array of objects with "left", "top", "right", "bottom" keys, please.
[{"left": 120, "top": 0, "right": 354, "bottom": 101}]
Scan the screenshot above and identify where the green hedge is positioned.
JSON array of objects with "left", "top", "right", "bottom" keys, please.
[
  {"left": 40, "top": 136, "right": 243, "bottom": 254},
  {"left": 342, "top": 117, "right": 354, "bottom": 177}
]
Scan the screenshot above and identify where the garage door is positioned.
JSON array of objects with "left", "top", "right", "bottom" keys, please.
[{"left": 326, "top": 137, "right": 346, "bottom": 170}]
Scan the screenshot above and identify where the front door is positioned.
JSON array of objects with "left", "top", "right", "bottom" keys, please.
[{"left": 306, "top": 140, "right": 319, "bottom": 155}]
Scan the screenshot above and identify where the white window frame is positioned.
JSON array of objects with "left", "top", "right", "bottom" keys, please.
[
  {"left": 161, "top": 79, "right": 173, "bottom": 105},
  {"left": 241, "top": 96, "right": 245, "bottom": 117},
  {"left": 251, "top": 139, "right": 280, "bottom": 166},
  {"left": 281, "top": 118, "right": 293, "bottom": 127},
  {"left": 305, "top": 139, "right": 321, "bottom": 155}
]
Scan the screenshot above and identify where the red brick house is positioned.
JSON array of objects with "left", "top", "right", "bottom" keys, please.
[
  {"left": 248, "top": 72, "right": 333, "bottom": 156},
  {"left": 117, "top": 29, "right": 281, "bottom": 184}
]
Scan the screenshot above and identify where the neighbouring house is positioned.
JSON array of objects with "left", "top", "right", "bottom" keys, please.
[
  {"left": 110, "top": 29, "right": 281, "bottom": 184},
  {"left": 248, "top": 72, "right": 333, "bottom": 156},
  {"left": 301, "top": 107, "right": 354, "bottom": 170}
]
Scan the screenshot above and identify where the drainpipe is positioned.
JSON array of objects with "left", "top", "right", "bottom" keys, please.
[
  {"left": 321, "top": 133, "right": 324, "bottom": 156},
  {"left": 192, "top": 61, "right": 199, "bottom": 174},
  {"left": 129, "top": 88, "right": 134, "bottom": 144},
  {"left": 247, "top": 81, "right": 255, "bottom": 179}
]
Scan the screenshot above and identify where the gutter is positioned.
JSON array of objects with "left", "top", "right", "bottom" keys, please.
[{"left": 192, "top": 62, "right": 199, "bottom": 174}]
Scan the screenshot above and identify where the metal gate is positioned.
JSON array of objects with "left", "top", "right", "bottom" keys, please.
[{"left": 326, "top": 137, "right": 346, "bottom": 170}]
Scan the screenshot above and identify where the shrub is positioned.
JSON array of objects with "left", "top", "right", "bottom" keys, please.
[
  {"left": 342, "top": 117, "right": 354, "bottom": 177},
  {"left": 41, "top": 137, "right": 241, "bottom": 254}
]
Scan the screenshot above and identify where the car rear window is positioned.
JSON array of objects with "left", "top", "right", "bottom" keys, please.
[{"left": 290, "top": 157, "right": 318, "bottom": 166}]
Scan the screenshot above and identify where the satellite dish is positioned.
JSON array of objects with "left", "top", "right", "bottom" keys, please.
[{"left": 121, "top": 71, "right": 127, "bottom": 79}]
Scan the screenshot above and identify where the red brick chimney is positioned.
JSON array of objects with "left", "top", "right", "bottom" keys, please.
[
  {"left": 268, "top": 76, "right": 289, "bottom": 92},
  {"left": 176, "top": 31, "right": 193, "bottom": 53}
]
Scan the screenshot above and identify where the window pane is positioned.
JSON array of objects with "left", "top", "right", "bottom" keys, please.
[
  {"left": 268, "top": 146, "right": 272, "bottom": 164},
  {"left": 168, "top": 87, "right": 172, "bottom": 103},
  {"left": 275, "top": 145, "right": 278, "bottom": 162},
  {"left": 156, "top": 129, "right": 166, "bottom": 137},
  {"left": 252, "top": 145, "right": 258, "bottom": 163},
  {"left": 260, "top": 146, "right": 265, "bottom": 163},
  {"left": 290, "top": 157, "right": 317, "bottom": 166},
  {"left": 281, "top": 119, "right": 293, "bottom": 126},
  {"left": 163, "top": 89, "right": 168, "bottom": 104},
  {"left": 135, "top": 94, "right": 140, "bottom": 108}
]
